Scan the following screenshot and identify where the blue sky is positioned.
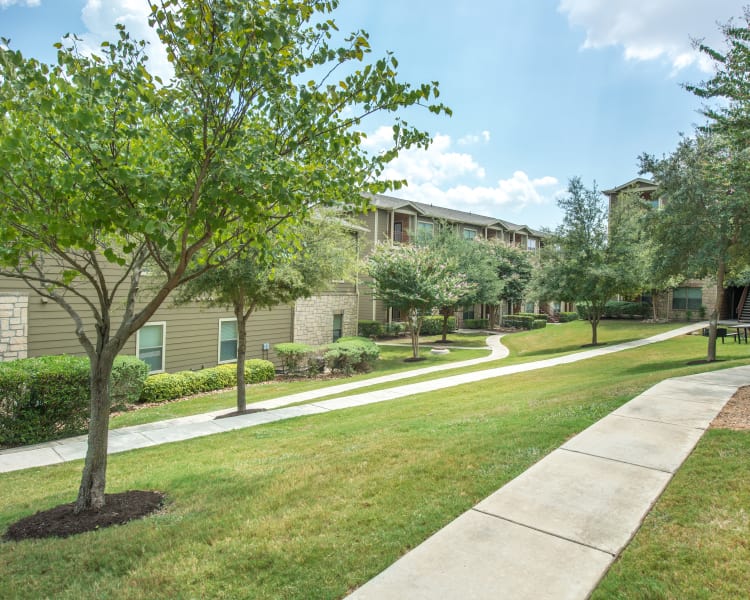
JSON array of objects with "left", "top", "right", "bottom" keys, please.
[{"left": 1, "top": 0, "right": 746, "bottom": 229}]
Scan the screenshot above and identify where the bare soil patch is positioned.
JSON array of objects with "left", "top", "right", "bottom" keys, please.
[
  {"left": 711, "top": 385, "right": 750, "bottom": 431},
  {"left": 2, "top": 490, "right": 165, "bottom": 542}
]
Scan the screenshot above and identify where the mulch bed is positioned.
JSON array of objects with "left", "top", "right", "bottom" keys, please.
[
  {"left": 711, "top": 385, "right": 750, "bottom": 431},
  {"left": 2, "top": 490, "right": 165, "bottom": 542}
]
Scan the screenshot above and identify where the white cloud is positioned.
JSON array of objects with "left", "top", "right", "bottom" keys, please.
[
  {"left": 458, "top": 130, "right": 491, "bottom": 145},
  {"left": 0, "top": 0, "right": 39, "bottom": 7},
  {"left": 78, "top": 0, "right": 172, "bottom": 80},
  {"left": 367, "top": 127, "right": 561, "bottom": 222},
  {"left": 558, "top": 0, "right": 745, "bottom": 72}
]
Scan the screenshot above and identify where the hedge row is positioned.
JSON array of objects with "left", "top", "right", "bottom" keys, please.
[
  {"left": 421, "top": 316, "right": 457, "bottom": 336},
  {"left": 0, "top": 355, "right": 149, "bottom": 447},
  {"left": 140, "top": 359, "right": 275, "bottom": 404},
  {"left": 575, "top": 301, "right": 650, "bottom": 320},
  {"left": 559, "top": 312, "right": 579, "bottom": 322},
  {"left": 462, "top": 318, "right": 489, "bottom": 329},
  {"left": 275, "top": 337, "right": 380, "bottom": 377},
  {"left": 502, "top": 315, "right": 535, "bottom": 329}
]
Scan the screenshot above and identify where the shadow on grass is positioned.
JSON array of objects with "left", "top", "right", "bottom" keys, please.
[{"left": 622, "top": 357, "right": 735, "bottom": 375}]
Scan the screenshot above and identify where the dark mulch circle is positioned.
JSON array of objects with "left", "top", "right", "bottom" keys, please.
[
  {"left": 215, "top": 408, "right": 266, "bottom": 419},
  {"left": 2, "top": 490, "right": 165, "bottom": 542},
  {"left": 404, "top": 357, "right": 428, "bottom": 363}
]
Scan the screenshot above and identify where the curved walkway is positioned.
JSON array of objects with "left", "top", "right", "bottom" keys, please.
[{"left": 0, "top": 323, "right": 702, "bottom": 473}]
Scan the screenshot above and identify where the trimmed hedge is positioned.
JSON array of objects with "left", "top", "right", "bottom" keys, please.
[
  {"left": 502, "top": 315, "right": 535, "bottom": 329},
  {"left": 559, "top": 312, "right": 579, "bottom": 323},
  {"left": 0, "top": 355, "right": 149, "bottom": 447},
  {"left": 358, "top": 320, "right": 384, "bottom": 338},
  {"left": 384, "top": 322, "right": 406, "bottom": 337},
  {"left": 463, "top": 318, "right": 489, "bottom": 329},
  {"left": 324, "top": 337, "right": 380, "bottom": 376},
  {"left": 421, "top": 315, "right": 457, "bottom": 336},
  {"left": 531, "top": 319, "right": 547, "bottom": 329},
  {"left": 603, "top": 301, "right": 650, "bottom": 319},
  {"left": 274, "top": 343, "right": 315, "bottom": 374},
  {"left": 139, "top": 360, "right": 275, "bottom": 404},
  {"left": 516, "top": 312, "right": 550, "bottom": 322}
]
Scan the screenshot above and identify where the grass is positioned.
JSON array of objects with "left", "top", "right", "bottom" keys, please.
[
  {"left": 111, "top": 321, "right": 686, "bottom": 429},
  {"left": 593, "top": 428, "right": 750, "bottom": 599},
  {"left": 1, "top": 327, "right": 748, "bottom": 599},
  {"left": 382, "top": 331, "right": 493, "bottom": 348}
]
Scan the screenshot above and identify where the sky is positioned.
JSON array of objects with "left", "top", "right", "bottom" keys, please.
[{"left": 1, "top": 0, "right": 747, "bottom": 230}]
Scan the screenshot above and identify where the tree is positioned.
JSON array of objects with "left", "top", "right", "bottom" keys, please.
[
  {"left": 488, "top": 241, "right": 533, "bottom": 326},
  {"left": 640, "top": 132, "right": 750, "bottom": 361},
  {"left": 0, "top": 0, "right": 447, "bottom": 511},
  {"left": 175, "top": 213, "right": 357, "bottom": 412},
  {"left": 422, "top": 225, "right": 491, "bottom": 341},
  {"left": 531, "top": 178, "right": 641, "bottom": 345},
  {"left": 367, "top": 243, "right": 471, "bottom": 359}
]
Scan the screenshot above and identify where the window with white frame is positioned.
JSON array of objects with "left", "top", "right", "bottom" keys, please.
[
  {"left": 463, "top": 228, "right": 477, "bottom": 240},
  {"left": 218, "top": 318, "right": 238, "bottom": 363},
  {"left": 137, "top": 322, "right": 166, "bottom": 373},
  {"left": 527, "top": 238, "right": 537, "bottom": 251}
]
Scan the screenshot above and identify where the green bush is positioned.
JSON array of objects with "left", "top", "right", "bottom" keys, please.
[
  {"left": 502, "top": 315, "right": 535, "bottom": 329},
  {"left": 139, "top": 359, "right": 275, "bottom": 403},
  {"left": 463, "top": 318, "right": 489, "bottom": 329},
  {"left": 516, "top": 312, "right": 550, "bottom": 322},
  {"left": 384, "top": 322, "right": 405, "bottom": 337},
  {"left": 603, "top": 301, "right": 649, "bottom": 319},
  {"left": 559, "top": 312, "right": 578, "bottom": 323},
  {"left": 324, "top": 337, "right": 380, "bottom": 376},
  {"left": 274, "top": 342, "right": 314, "bottom": 374},
  {"left": 0, "top": 354, "right": 149, "bottom": 447},
  {"left": 531, "top": 319, "right": 547, "bottom": 329},
  {"left": 358, "top": 320, "right": 384, "bottom": 338},
  {"left": 421, "top": 315, "right": 456, "bottom": 336}
]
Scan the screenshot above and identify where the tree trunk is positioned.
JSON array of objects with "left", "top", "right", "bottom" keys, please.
[
  {"left": 441, "top": 312, "right": 449, "bottom": 342},
  {"left": 707, "top": 263, "right": 726, "bottom": 363},
  {"left": 235, "top": 301, "right": 248, "bottom": 413},
  {"left": 409, "top": 308, "right": 421, "bottom": 359},
  {"left": 75, "top": 349, "right": 116, "bottom": 513}
]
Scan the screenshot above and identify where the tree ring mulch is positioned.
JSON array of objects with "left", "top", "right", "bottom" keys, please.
[
  {"left": 404, "top": 357, "right": 427, "bottom": 363},
  {"left": 2, "top": 490, "right": 165, "bottom": 542},
  {"left": 711, "top": 385, "right": 750, "bottom": 430},
  {"left": 215, "top": 408, "right": 266, "bottom": 419}
]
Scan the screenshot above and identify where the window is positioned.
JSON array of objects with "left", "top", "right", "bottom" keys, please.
[
  {"left": 462, "top": 307, "right": 475, "bottom": 320},
  {"left": 417, "top": 221, "right": 434, "bottom": 238},
  {"left": 218, "top": 319, "right": 238, "bottom": 363},
  {"left": 527, "top": 238, "right": 537, "bottom": 251},
  {"left": 333, "top": 314, "right": 343, "bottom": 342},
  {"left": 463, "top": 228, "right": 477, "bottom": 240},
  {"left": 137, "top": 322, "right": 165, "bottom": 373},
  {"left": 672, "top": 287, "right": 702, "bottom": 311}
]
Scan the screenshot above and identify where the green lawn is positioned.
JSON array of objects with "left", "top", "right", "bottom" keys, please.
[{"left": 1, "top": 328, "right": 748, "bottom": 599}]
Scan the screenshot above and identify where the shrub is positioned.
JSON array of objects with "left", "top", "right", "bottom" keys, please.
[
  {"left": 383, "top": 322, "right": 405, "bottom": 337},
  {"left": 325, "top": 337, "right": 380, "bottom": 376},
  {"left": 531, "top": 319, "right": 547, "bottom": 329},
  {"left": 603, "top": 301, "right": 649, "bottom": 319},
  {"left": 358, "top": 320, "right": 384, "bottom": 338},
  {"left": 502, "top": 315, "right": 535, "bottom": 329},
  {"left": 516, "top": 312, "right": 550, "bottom": 322},
  {"left": 273, "top": 342, "right": 314, "bottom": 374},
  {"left": 139, "top": 359, "right": 275, "bottom": 403},
  {"left": 559, "top": 312, "right": 578, "bottom": 323},
  {"left": 463, "top": 318, "right": 489, "bottom": 329},
  {"left": 0, "top": 354, "right": 149, "bottom": 447},
  {"left": 421, "top": 315, "right": 456, "bottom": 336}
]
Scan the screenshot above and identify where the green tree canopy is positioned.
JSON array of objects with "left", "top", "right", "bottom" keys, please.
[{"left": 0, "top": 0, "right": 448, "bottom": 511}]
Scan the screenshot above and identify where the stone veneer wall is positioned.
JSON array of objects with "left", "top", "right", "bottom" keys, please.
[
  {"left": 0, "top": 294, "right": 28, "bottom": 362},
  {"left": 294, "top": 293, "right": 358, "bottom": 346}
]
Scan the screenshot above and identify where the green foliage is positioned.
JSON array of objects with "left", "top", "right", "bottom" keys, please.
[
  {"left": 0, "top": 355, "right": 149, "bottom": 446},
  {"left": 531, "top": 319, "right": 547, "bottom": 330},
  {"left": 502, "top": 315, "right": 535, "bottom": 329},
  {"left": 462, "top": 319, "right": 490, "bottom": 329},
  {"left": 603, "top": 301, "right": 649, "bottom": 319},
  {"left": 421, "top": 316, "right": 456, "bottom": 336},
  {"left": 139, "top": 360, "right": 275, "bottom": 403},
  {"left": 324, "top": 337, "right": 380, "bottom": 376},
  {"left": 516, "top": 312, "right": 549, "bottom": 322},
  {"left": 384, "top": 322, "right": 406, "bottom": 337},
  {"left": 358, "top": 320, "right": 384, "bottom": 338},
  {"left": 274, "top": 343, "right": 315, "bottom": 374},
  {"left": 559, "top": 312, "right": 579, "bottom": 323}
]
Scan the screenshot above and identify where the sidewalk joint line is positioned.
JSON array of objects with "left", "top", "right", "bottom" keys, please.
[
  {"left": 609, "top": 413, "right": 708, "bottom": 431},
  {"left": 559, "top": 447, "right": 674, "bottom": 474},
  {"left": 470, "top": 508, "right": 616, "bottom": 557}
]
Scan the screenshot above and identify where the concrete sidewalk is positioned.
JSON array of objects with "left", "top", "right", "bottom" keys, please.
[
  {"left": 348, "top": 365, "right": 750, "bottom": 599},
  {"left": 0, "top": 323, "right": 704, "bottom": 474}
]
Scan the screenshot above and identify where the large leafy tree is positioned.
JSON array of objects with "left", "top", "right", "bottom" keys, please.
[
  {"left": 488, "top": 241, "right": 533, "bottom": 326},
  {"left": 367, "top": 243, "right": 471, "bottom": 359},
  {"left": 532, "top": 178, "right": 641, "bottom": 345},
  {"left": 175, "top": 213, "right": 357, "bottom": 412},
  {"left": 0, "top": 0, "right": 447, "bottom": 511},
  {"left": 422, "top": 226, "right": 492, "bottom": 341},
  {"left": 640, "top": 132, "right": 750, "bottom": 361}
]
